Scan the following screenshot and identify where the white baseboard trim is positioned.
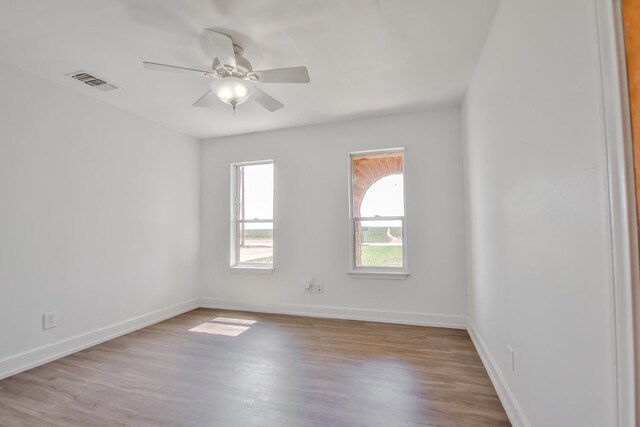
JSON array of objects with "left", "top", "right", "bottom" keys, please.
[
  {"left": 0, "top": 297, "right": 199, "bottom": 381},
  {"left": 467, "top": 320, "right": 530, "bottom": 427},
  {"left": 198, "top": 297, "right": 467, "bottom": 329}
]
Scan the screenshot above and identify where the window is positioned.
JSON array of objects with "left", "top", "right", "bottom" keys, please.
[
  {"left": 349, "top": 149, "right": 408, "bottom": 277},
  {"left": 230, "top": 160, "right": 274, "bottom": 270}
]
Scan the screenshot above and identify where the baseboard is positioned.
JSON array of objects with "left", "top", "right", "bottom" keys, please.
[
  {"left": 467, "top": 320, "right": 531, "bottom": 427},
  {"left": 0, "top": 297, "right": 199, "bottom": 380},
  {"left": 198, "top": 297, "right": 467, "bottom": 329}
]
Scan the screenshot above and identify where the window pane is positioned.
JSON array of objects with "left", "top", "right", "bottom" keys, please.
[
  {"left": 352, "top": 152, "right": 403, "bottom": 217},
  {"left": 355, "top": 220, "right": 403, "bottom": 268},
  {"left": 238, "top": 222, "right": 273, "bottom": 264},
  {"left": 238, "top": 163, "right": 273, "bottom": 220},
  {"left": 360, "top": 174, "right": 404, "bottom": 217}
]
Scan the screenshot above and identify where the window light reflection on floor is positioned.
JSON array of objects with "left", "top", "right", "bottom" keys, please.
[
  {"left": 188, "top": 317, "right": 257, "bottom": 337},
  {"left": 212, "top": 317, "right": 256, "bottom": 325}
]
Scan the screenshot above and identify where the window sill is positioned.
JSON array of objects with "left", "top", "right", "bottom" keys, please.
[
  {"left": 348, "top": 270, "right": 410, "bottom": 280},
  {"left": 230, "top": 266, "right": 274, "bottom": 275}
]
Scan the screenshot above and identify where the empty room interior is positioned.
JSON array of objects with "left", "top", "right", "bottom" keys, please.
[{"left": 1, "top": 0, "right": 639, "bottom": 426}]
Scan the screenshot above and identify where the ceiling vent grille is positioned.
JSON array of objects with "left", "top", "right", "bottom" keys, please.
[{"left": 68, "top": 71, "right": 118, "bottom": 91}]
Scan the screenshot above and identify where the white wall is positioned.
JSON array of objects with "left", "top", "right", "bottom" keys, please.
[
  {"left": 200, "top": 109, "right": 468, "bottom": 326},
  {"left": 0, "top": 62, "right": 200, "bottom": 377},
  {"left": 463, "top": 0, "right": 618, "bottom": 425}
]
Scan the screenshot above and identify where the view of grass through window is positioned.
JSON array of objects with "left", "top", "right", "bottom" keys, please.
[
  {"left": 239, "top": 227, "right": 273, "bottom": 263},
  {"left": 359, "top": 224, "right": 403, "bottom": 267}
]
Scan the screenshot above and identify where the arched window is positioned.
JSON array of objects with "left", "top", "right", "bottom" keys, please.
[
  {"left": 360, "top": 174, "right": 404, "bottom": 218},
  {"left": 350, "top": 149, "right": 407, "bottom": 273}
]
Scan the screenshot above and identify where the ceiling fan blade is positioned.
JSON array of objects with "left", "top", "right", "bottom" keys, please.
[
  {"left": 250, "top": 66, "right": 310, "bottom": 83},
  {"left": 143, "top": 61, "right": 213, "bottom": 77},
  {"left": 193, "top": 90, "right": 217, "bottom": 107},
  {"left": 251, "top": 86, "right": 284, "bottom": 112},
  {"left": 204, "top": 29, "right": 236, "bottom": 69}
]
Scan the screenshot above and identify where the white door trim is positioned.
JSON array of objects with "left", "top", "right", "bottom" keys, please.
[{"left": 594, "top": 0, "right": 638, "bottom": 425}]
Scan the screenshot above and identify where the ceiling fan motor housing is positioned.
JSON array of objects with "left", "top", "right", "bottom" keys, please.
[{"left": 215, "top": 45, "right": 255, "bottom": 80}]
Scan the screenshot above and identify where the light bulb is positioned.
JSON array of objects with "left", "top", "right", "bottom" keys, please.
[
  {"left": 234, "top": 85, "right": 248, "bottom": 97},
  {"left": 218, "top": 88, "right": 233, "bottom": 101},
  {"left": 211, "top": 77, "right": 254, "bottom": 108}
]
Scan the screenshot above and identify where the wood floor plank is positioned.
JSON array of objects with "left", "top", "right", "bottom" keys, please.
[{"left": 0, "top": 309, "right": 510, "bottom": 426}]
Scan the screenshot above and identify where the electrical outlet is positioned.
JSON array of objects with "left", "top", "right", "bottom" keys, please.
[
  {"left": 43, "top": 311, "right": 57, "bottom": 330},
  {"left": 312, "top": 283, "right": 323, "bottom": 294},
  {"left": 506, "top": 345, "right": 515, "bottom": 372}
]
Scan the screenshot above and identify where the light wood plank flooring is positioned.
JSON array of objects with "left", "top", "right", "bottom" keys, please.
[{"left": 0, "top": 309, "right": 509, "bottom": 426}]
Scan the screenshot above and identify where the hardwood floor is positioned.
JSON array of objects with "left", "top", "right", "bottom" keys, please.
[{"left": 0, "top": 309, "right": 510, "bottom": 426}]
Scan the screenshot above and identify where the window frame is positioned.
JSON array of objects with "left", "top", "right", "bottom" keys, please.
[
  {"left": 229, "top": 159, "right": 275, "bottom": 272},
  {"left": 348, "top": 148, "right": 409, "bottom": 279}
]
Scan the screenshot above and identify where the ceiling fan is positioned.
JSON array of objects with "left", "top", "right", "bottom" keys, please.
[{"left": 143, "top": 29, "right": 310, "bottom": 112}]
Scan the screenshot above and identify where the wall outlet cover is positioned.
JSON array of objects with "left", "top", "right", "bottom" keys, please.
[{"left": 44, "top": 311, "right": 57, "bottom": 330}]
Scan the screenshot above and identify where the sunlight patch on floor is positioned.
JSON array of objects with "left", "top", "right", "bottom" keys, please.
[
  {"left": 212, "top": 317, "right": 257, "bottom": 325},
  {"left": 189, "top": 322, "right": 250, "bottom": 337},
  {"left": 188, "top": 316, "right": 258, "bottom": 337}
]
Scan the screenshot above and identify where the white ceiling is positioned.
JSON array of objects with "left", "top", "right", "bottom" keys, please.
[{"left": 0, "top": 0, "right": 500, "bottom": 139}]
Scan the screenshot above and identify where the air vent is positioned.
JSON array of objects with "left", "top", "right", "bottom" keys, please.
[{"left": 68, "top": 71, "right": 118, "bottom": 91}]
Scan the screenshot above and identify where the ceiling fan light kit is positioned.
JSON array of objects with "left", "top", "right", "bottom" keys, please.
[
  {"left": 143, "top": 29, "right": 310, "bottom": 113},
  {"left": 211, "top": 77, "right": 254, "bottom": 110}
]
